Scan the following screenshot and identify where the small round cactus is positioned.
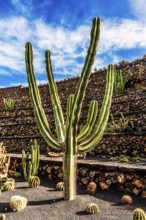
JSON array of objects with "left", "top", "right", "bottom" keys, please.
[
  {"left": 0, "top": 214, "right": 6, "bottom": 220},
  {"left": 29, "top": 176, "right": 40, "bottom": 188},
  {"left": 3, "top": 178, "right": 15, "bottom": 191},
  {"left": 56, "top": 182, "right": 64, "bottom": 191},
  {"left": 10, "top": 195, "right": 27, "bottom": 212},
  {"left": 86, "top": 203, "right": 99, "bottom": 214},
  {"left": 121, "top": 195, "right": 133, "bottom": 205},
  {"left": 133, "top": 208, "right": 146, "bottom": 220}
]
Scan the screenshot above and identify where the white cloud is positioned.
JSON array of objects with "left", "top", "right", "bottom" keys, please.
[
  {"left": 128, "top": 0, "right": 146, "bottom": 20},
  {"left": 11, "top": 0, "right": 32, "bottom": 17},
  {"left": 0, "top": 15, "right": 146, "bottom": 86}
]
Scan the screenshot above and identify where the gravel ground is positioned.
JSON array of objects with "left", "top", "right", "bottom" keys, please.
[{"left": 0, "top": 178, "right": 145, "bottom": 220}]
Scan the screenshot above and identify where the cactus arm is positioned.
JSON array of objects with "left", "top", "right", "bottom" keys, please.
[
  {"left": 64, "top": 17, "right": 100, "bottom": 201},
  {"left": 25, "top": 42, "right": 60, "bottom": 151},
  {"left": 46, "top": 51, "right": 65, "bottom": 143},
  {"left": 22, "top": 150, "right": 28, "bottom": 181},
  {"left": 36, "top": 140, "right": 40, "bottom": 171},
  {"left": 78, "top": 65, "right": 114, "bottom": 153},
  {"left": 65, "top": 17, "right": 100, "bottom": 155},
  {"left": 77, "top": 100, "right": 98, "bottom": 141},
  {"left": 31, "top": 140, "right": 40, "bottom": 176},
  {"left": 66, "top": 94, "right": 74, "bottom": 128}
]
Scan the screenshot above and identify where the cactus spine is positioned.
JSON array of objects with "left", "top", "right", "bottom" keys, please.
[
  {"left": 25, "top": 17, "right": 114, "bottom": 200},
  {"left": 22, "top": 139, "right": 40, "bottom": 183},
  {"left": 133, "top": 208, "right": 146, "bottom": 220}
]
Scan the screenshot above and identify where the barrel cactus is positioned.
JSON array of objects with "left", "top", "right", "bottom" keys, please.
[
  {"left": 3, "top": 178, "right": 15, "bottom": 191},
  {"left": 10, "top": 195, "right": 27, "bottom": 212},
  {"left": 29, "top": 176, "right": 40, "bottom": 188},
  {"left": 25, "top": 17, "right": 114, "bottom": 200},
  {"left": 86, "top": 203, "right": 99, "bottom": 214},
  {"left": 0, "top": 214, "right": 6, "bottom": 220},
  {"left": 133, "top": 208, "right": 146, "bottom": 220},
  {"left": 56, "top": 182, "right": 64, "bottom": 191}
]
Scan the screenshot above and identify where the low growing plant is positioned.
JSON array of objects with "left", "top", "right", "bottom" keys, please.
[
  {"left": 22, "top": 139, "right": 40, "bottom": 186},
  {"left": 105, "top": 113, "right": 134, "bottom": 133},
  {"left": 113, "top": 69, "right": 128, "bottom": 94},
  {"left": 3, "top": 98, "right": 15, "bottom": 111}
]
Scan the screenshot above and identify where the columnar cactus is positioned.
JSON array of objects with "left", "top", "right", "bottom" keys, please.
[
  {"left": 133, "top": 208, "right": 146, "bottom": 220},
  {"left": 25, "top": 17, "right": 114, "bottom": 200},
  {"left": 22, "top": 139, "right": 40, "bottom": 182}
]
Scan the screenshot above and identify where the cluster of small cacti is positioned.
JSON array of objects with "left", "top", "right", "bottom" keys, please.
[
  {"left": 29, "top": 176, "right": 40, "bottom": 188},
  {"left": 3, "top": 98, "right": 15, "bottom": 111},
  {"left": 10, "top": 195, "right": 27, "bottom": 212},
  {"left": 22, "top": 139, "right": 40, "bottom": 187},
  {"left": 85, "top": 203, "right": 99, "bottom": 214},
  {"left": 56, "top": 182, "right": 64, "bottom": 191},
  {"left": 121, "top": 195, "right": 133, "bottom": 205},
  {"left": 3, "top": 178, "right": 15, "bottom": 191},
  {"left": 105, "top": 113, "right": 133, "bottom": 133},
  {"left": 113, "top": 69, "right": 128, "bottom": 94},
  {"left": 133, "top": 208, "right": 146, "bottom": 220}
]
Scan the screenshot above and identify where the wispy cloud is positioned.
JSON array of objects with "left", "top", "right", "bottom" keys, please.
[
  {"left": 0, "top": 13, "right": 146, "bottom": 87},
  {"left": 128, "top": 0, "right": 146, "bottom": 20},
  {"left": 11, "top": 0, "right": 33, "bottom": 17}
]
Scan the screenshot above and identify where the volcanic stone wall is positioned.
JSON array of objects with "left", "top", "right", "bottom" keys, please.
[
  {"left": 0, "top": 56, "right": 146, "bottom": 157},
  {"left": 9, "top": 157, "right": 146, "bottom": 197}
]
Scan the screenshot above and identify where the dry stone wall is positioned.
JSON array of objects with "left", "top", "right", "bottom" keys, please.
[{"left": 9, "top": 157, "right": 146, "bottom": 197}]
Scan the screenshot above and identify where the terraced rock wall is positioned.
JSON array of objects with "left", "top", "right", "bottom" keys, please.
[{"left": 0, "top": 56, "right": 146, "bottom": 157}]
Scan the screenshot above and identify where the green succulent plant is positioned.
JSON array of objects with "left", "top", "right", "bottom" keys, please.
[
  {"left": 25, "top": 17, "right": 114, "bottom": 200},
  {"left": 22, "top": 139, "right": 40, "bottom": 187},
  {"left": 86, "top": 203, "right": 99, "bottom": 214},
  {"left": 10, "top": 195, "right": 27, "bottom": 212},
  {"left": 29, "top": 176, "right": 40, "bottom": 187},
  {"left": 3, "top": 178, "right": 15, "bottom": 191},
  {"left": 133, "top": 208, "right": 146, "bottom": 220},
  {"left": 105, "top": 113, "right": 133, "bottom": 133},
  {"left": 56, "top": 182, "right": 64, "bottom": 191},
  {"left": 4, "top": 98, "right": 15, "bottom": 111},
  {"left": 113, "top": 69, "right": 128, "bottom": 94},
  {"left": 14, "top": 172, "right": 22, "bottom": 178}
]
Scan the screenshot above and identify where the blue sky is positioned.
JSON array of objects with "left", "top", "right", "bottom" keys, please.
[{"left": 0, "top": 0, "right": 146, "bottom": 87}]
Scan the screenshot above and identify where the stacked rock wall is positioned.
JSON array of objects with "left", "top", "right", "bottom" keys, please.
[{"left": 0, "top": 56, "right": 146, "bottom": 157}]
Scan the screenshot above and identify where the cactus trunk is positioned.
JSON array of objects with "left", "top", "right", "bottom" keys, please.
[{"left": 63, "top": 152, "right": 77, "bottom": 200}]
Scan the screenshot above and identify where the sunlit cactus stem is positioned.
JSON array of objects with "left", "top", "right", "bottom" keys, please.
[
  {"left": 22, "top": 139, "right": 40, "bottom": 182},
  {"left": 25, "top": 17, "right": 114, "bottom": 200}
]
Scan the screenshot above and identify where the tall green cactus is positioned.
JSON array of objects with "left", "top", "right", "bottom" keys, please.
[
  {"left": 22, "top": 139, "right": 40, "bottom": 181},
  {"left": 25, "top": 17, "right": 114, "bottom": 200}
]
